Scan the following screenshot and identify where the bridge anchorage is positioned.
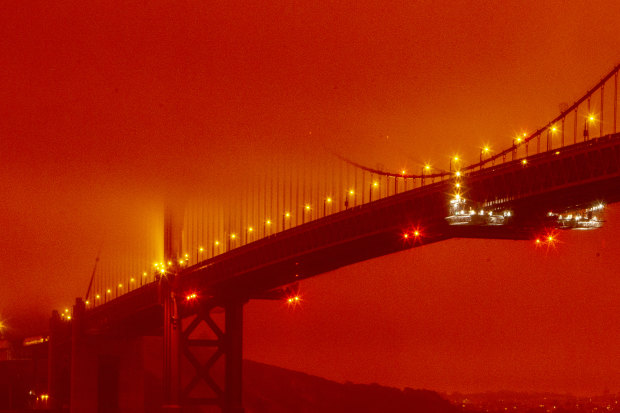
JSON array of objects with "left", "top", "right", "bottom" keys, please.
[{"left": 39, "top": 63, "right": 620, "bottom": 413}]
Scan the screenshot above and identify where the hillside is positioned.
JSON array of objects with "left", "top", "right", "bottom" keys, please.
[{"left": 243, "top": 360, "right": 464, "bottom": 413}]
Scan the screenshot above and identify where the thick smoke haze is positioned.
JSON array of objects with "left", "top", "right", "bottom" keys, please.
[{"left": 1, "top": 0, "right": 620, "bottom": 395}]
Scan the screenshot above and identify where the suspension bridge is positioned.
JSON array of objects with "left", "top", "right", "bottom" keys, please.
[{"left": 10, "top": 63, "right": 620, "bottom": 413}]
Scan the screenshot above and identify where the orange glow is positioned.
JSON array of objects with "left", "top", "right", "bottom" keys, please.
[
  {"left": 186, "top": 292, "right": 198, "bottom": 301},
  {"left": 403, "top": 233, "right": 409, "bottom": 239},
  {"left": 95, "top": 294, "right": 100, "bottom": 299},
  {"left": 199, "top": 246, "right": 204, "bottom": 252},
  {"left": 287, "top": 295, "right": 302, "bottom": 306},
  {"left": 372, "top": 181, "right": 379, "bottom": 187},
  {"left": 424, "top": 164, "right": 431, "bottom": 171},
  {"left": 248, "top": 227, "right": 253, "bottom": 232},
  {"left": 414, "top": 230, "right": 420, "bottom": 237},
  {"left": 522, "top": 159, "right": 528, "bottom": 165},
  {"left": 215, "top": 240, "right": 220, "bottom": 245},
  {"left": 348, "top": 189, "right": 355, "bottom": 195},
  {"left": 230, "top": 233, "right": 236, "bottom": 239},
  {"left": 107, "top": 289, "right": 111, "bottom": 294},
  {"left": 401, "top": 169, "right": 406, "bottom": 175},
  {"left": 265, "top": 219, "right": 271, "bottom": 225},
  {"left": 305, "top": 204, "right": 311, "bottom": 210},
  {"left": 326, "top": 197, "right": 332, "bottom": 202},
  {"left": 285, "top": 212, "right": 291, "bottom": 218}
]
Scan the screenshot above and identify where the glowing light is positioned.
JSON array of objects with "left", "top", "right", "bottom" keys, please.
[
  {"left": 96, "top": 294, "right": 100, "bottom": 299},
  {"left": 287, "top": 295, "right": 301, "bottom": 305},
  {"left": 184, "top": 254, "right": 189, "bottom": 258},
  {"left": 199, "top": 247, "right": 204, "bottom": 252},
  {"left": 424, "top": 164, "right": 431, "bottom": 171},
  {"left": 265, "top": 220, "right": 271, "bottom": 225},
  {"left": 248, "top": 227, "right": 253, "bottom": 232},
  {"left": 107, "top": 289, "right": 111, "bottom": 294},
  {"left": 413, "top": 230, "right": 420, "bottom": 237},
  {"left": 453, "top": 156, "right": 459, "bottom": 162},
  {"left": 143, "top": 272, "right": 147, "bottom": 277},
  {"left": 230, "top": 233, "right": 236, "bottom": 239},
  {"left": 215, "top": 240, "right": 220, "bottom": 246},
  {"left": 348, "top": 189, "right": 355, "bottom": 195},
  {"left": 555, "top": 151, "right": 560, "bottom": 155},
  {"left": 67, "top": 316, "right": 71, "bottom": 320},
  {"left": 589, "top": 115, "right": 595, "bottom": 122},
  {"left": 455, "top": 183, "right": 460, "bottom": 188},
  {"left": 536, "top": 239, "right": 541, "bottom": 244},
  {"left": 64, "top": 308, "right": 69, "bottom": 313},
  {"left": 551, "top": 126, "right": 557, "bottom": 132},
  {"left": 285, "top": 212, "right": 290, "bottom": 218},
  {"left": 85, "top": 300, "right": 90, "bottom": 305},
  {"left": 154, "top": 263, "right": 159, "bottom": 267},
  {"left": 454, "top": 194, "right": 461, "bottom": 201},
  {"left": 186, "top": 293, "right": 198, "bottom": 301},
  {"left": 130, "top": 278, "right": 135, "bottom": 283},
  {"left": 482, "top": 146, "right": 490, "bottom": 153},
  {"left": 118, "top": 284, "right": 123, "bottom": 288},
  {"left": 372, "top": 181, "right": 379, "bottom": 187},
  {"left": 522, "top": 159, "right": 528, "bottom": 165},
  {"left": 167, "top": 261, "right": 172, "bottom": 266},
  {"left": 455, "top": 171, "right": 461, "bottom": 177},
  {"left": 326, "top": 197, "right": 332, "bottom": 203},
  {"left": 305, "top": 204, "right": 311, "bottom": 210},
  {"left": 161, "top": 267, "right": 167, "bottom": 273},
  {"left": 547, "top": 235, "right": 554, "bottom": 242},
  {"left": 403, "top": 233, "right": 409, "bottom": 239},
  {"left": 401, "top": 169, "right": 406, "bottom": 175}
]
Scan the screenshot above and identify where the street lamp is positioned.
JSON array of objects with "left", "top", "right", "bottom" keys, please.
[
  {"left": 369, "top": 181, "right": 378, "bottom": 202},
  {"left": 449, "top": 156, "right": 459, "bottom": 173},
  {"left": 303, "top": 204, "right": 311, "bottom": 224},
  {"left": 422, "top": 164, "right": 431, "bottom": 186},
  {"left": 323, "top": 197, "right": 332, "bottom": 217},
  {"left": 480, "top": 146, "right": 490, "bottom": 170},
  {"left": 263, "top": 219, "right": 271, "bottom": 237},
  {"left": 345, "top": 190, "right": 354, "bottom": 209}
]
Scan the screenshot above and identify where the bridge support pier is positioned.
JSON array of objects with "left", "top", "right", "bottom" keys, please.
[
  {"left": 224, "top": 302, "right": 244, "bottom": 413},
  {"left": 162, "top": 279, "right": 181, "bottom": 412},
  {"left": 48, "top": 310, "right": 69, "bottom": 411},
  {"left": 162, "top": 278, "right": 246, "bottom": 413}
]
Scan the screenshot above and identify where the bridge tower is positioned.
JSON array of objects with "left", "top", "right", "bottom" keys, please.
[{"left": 162, "top": 202, "right": 245, "bottom": 413}]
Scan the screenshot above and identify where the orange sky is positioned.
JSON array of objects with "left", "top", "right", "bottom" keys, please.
[{"left": 1, "top": 0, "right": 620, "bottom": 395}]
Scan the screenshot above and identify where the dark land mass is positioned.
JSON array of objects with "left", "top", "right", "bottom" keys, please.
[{"left": 243, "top": 360, "right": 464, "bottom": 413}]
